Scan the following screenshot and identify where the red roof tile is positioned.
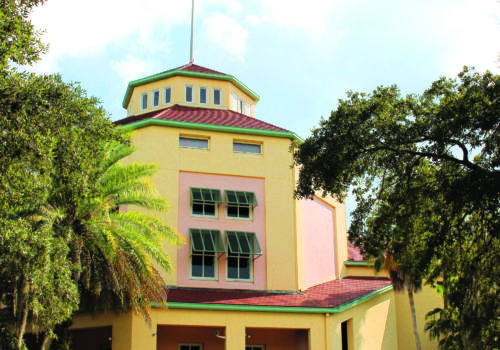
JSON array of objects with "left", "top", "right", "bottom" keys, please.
[
  {"left": 348, "top": 242, "right": 365, "bottom": 262},
  {"left": 167, "top": 277, "right": 391, "bottom": 309},
  {"left": 162, "top": 63, "right": 228, "bottom": 76},
  {"left": 115, "top": 105, "right": 289, "bottom": 132}
]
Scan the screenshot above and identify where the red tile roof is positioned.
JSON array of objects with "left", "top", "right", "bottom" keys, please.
[
  {"left": 115, "top": 104, "right": 289, "bottom": 132},
  {"left": 162, "top": 63, "right": 228, "bottom": 76},
  {"left": 167, "top": 277, "right": 391, "bottom": 309},
  {"left": 348, "top": 242, "right": 365, "bottom": 262}
]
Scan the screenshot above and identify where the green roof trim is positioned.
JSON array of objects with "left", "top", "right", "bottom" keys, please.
[
  {"left": 226, "top": 231, "right": 262, "bottom": 255},
  {"left": 190, "top": 188, "right": 223, "bottom": 204},
  {"left": 344, "top": 261, "right": 375, "bottom": 267},
  {"left": 122, "top": 70, "right": 260, "bottom": 108},
  {"left": 190, "top": 229, "right": 226, "bottom": 254},
  {"left": 121, "top": 119, "right": 301, "bottom": 141},
  {"left": 162, "top": 285, "right": 393, "bottom": 314},
  {"left": 225, "top": 190, "right": 258, "bottom": 206}
]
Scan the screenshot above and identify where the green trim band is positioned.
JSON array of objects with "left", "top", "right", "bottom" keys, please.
[
  {"left": 163, "top": 285, "right": 393, "bottom": 314},
  {"left": 344, "top": 261, "right": 374, "bottom": 267},
  {"left": 122, "top": 70, "right": 260, "bottom": 108},
  {"left": 121, "top": 119, "right": 301, "bottom": 141}
]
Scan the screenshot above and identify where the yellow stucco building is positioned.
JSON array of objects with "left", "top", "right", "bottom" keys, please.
[{"left": 68, "top": 63, "right": 442, "bottom": 350}]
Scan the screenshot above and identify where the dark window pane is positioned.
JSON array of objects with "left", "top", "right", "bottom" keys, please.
[
  {"left": 153, "top": 91, "right": 159, "bottom": 106},
  {"left": 204, "top": 255, "right": 215, "bottom": 277},
  {"left": 202, "top": 232, "right": 215, "bottom": 251},
  {"left": 240, "top": 257, "right": 250, "bottom": 279},
  {"left": 186, "top": 86, "right": 193, "bottom": 102},
  {"left": 239, "top": 206, "right": 250, "bottom": 218},
  {"left": 214, "top": 89, "right": 221, "bottom": 105},
  {"left": 164, "top": 88, "right": 171, "bottom": 103},
  {"left": 200, "top": 88, "right": 207, "bottom": 103},
  {"left": 192, "top": 231, "right": 203, "bottom": 251},
  {"left": 227, "top": 256, "right": 239, "bottom": 279},
  {"left": 180, "top": 346, "right": 190, "bottom": 350},
  {"left": 227, "top": 205, "right": 238, "bottom": 217},
  {"left": 141, "top": 94, "right": 147, "bottom": 109},
  {"left": 192, "top": 203, "right": 204, "bottom": 215},
  {"left": 205, "top": 204, "right": 215, "bottom": 216},
  {"left": 239, "top": 234, "right": 251, "bottom": 253},
  {"left": 227, "top": 234, "right": 239, "bottom": 253},
  {"left": 192, "top": 255, "right": 203, "bottom": 277}
]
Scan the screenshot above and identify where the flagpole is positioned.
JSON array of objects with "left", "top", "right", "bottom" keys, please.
[{"left": 190, "top": 0, "right": 194, "bottom": 64}]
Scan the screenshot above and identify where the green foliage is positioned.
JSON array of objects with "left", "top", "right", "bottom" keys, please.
[
  {"left": 293, "top": 68, "right": 500, "bottom": 349},
  {"left": 0, "top": 0, "right": 46, "bottom": 69}
]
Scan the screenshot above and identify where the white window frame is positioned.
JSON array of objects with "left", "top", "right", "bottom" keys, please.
[
  {"left": 213, "top": 88, "right": 221, "bottom": 106},
  {"left": 199, "top": 87, "right": 207, "bottom": 105},
  {"left": 152, "top": 89, "right": 160, "bottom": 108},
  {"left": 246, "top": 103, "right": 251, "bottom": 116},
  {"left": 185, "top": 85, "right": 194, "bottom": 103},
  {"left": 226, "top": 203, "right": 252, "bottom": 220},
  {"left": 164, "top": 86, "right": 171, "bottom": 105},
  {"left": 140, "top": 92, "right": 148, "bottom": 110},
  {"left": 179, "top": 344, "right": 203, "bottom": 350},
  {"left": 179, "top": 136, "right": 209, "bottom": 150}
]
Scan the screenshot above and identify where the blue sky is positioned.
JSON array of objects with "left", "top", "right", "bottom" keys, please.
[{"left": 28, "top": 0, "right": 499, "bottom": 221}]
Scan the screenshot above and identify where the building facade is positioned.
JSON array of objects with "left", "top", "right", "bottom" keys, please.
[{"left": 69, "top": 63, "right": 442, "bottom": 350}]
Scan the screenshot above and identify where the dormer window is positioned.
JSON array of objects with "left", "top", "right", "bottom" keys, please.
[
  {"left": 185, "top": 85, "right": 193, "bottom": 103},
  {"left": 199, "top": 87, "right": 207, "bottom": 104},
  {"left": 246, "top": 103, "right": 251, "bottom": 116},
  {"left": 232, "top": 93, "right": 238, "bottom": 111},
  {"left": 213, "top": 88, "right": 221, "bottom": 106},
  {"left": 141, "top": 93, "right": 148, "bottom": 110},
  {"left": 164, "top": 87, "right": 171, "bottom": 104},
  {"left": 240, "top": 100, "right": 244, "bottom": 114},
  {"left": 152, "top": 90, "right": 160, "bottom": 108}
]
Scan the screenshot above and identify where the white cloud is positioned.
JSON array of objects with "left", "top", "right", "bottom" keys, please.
[
  {"left": 248, "top": 0, "right": 340, "bottom": 38},
  {"left": 202, "top": 13, "right": 248, "bottom": 61},
  {"left": 29, "top": 0, "right": 191, "bottom": 72},
  {"left": 111, "top": 54, "right": 156, "bottom": 85},
  {"left": 436, "top": 0, "right": 500, "bottom": 75}
]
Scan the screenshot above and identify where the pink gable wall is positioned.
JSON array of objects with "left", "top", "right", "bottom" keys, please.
[
  {"left": 177, "top": 171, "right": 266, "bottom": 289},
  {"left": 302, "top": 197, "right": 337, "bottom": 288}
]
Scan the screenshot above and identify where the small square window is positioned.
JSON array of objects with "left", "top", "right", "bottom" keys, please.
[
  {"left": 199, "top": 87, "right": 207, "bottom": 104},
  {"left": 180, "top": 136, "right": 209, "bottom": 149},
  {"left": 141, "top": 93, "right": 148, "bottom": 110},
  {"left": 233, "top": 142, "right": 262, "bottom": 154},
  {"left": 164, "top": 87, "right": 171, "bottom": 104},
  {"left": 152, "top": 90, "right": 160, "bottom": 107},
  {"left": 185, "top": 86, "right": 193, "bottom": 103},
  {"left": 213, "top": 88, "right": 221, "bottom": 105}
]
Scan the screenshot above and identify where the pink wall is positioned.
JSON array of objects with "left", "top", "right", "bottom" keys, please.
[
  {"left": 177, "top": 171, "right": 266, "bottom": 289},
  {"left": 302, "top": 197, "right": 337, "bottom": 288}
]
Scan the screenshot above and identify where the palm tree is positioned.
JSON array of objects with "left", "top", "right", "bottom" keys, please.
[{"left": 54, "top": 142, "right": 179, "bottom": 320}]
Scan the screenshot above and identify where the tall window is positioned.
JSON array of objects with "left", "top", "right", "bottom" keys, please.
[
  {"left": 246, "top": 103, "right": 251, "bottom": 116},
  {"left": 152, "top": 90, "right": 160, "bottom": 107},
  {"left": 164, "top": 87, "right": 171, "bottom": 104},
  {"left": 232, "top": 93, "right": 238, "bottom": 111},
  {"left": 185, "top": 86, "right": 193, "bottom": 103},
  {"left": 213, "top": 88, "right": 221, "bottom": 105},
  {"left": 226, "top": 231, "right": 262, "bottom": 281},
  {"left": 141, "top": 92, "right": 148, "bottom": 110},
  {"left": 240, "top": 100, "right": 244, "bottom": 114},
  {"left": 190, "top": 229, "right": 226, "bottom": 279},
  {"left": 199, "top": 87, "right": 207, "bottom": 104}
]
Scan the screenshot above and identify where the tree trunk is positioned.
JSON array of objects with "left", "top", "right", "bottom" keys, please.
[
  {"left": 16, "top": 273, "right": 29, "bottom": 350},
  {"left": 408, "top": 289, "right": 422, "bottom": 350}
]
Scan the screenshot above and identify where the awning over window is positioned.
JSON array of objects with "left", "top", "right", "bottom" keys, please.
[
  {"left": 225, "top": 231, "right": 262, "bottom": 255},
  {"left": 190, "top": 229, "right": 226, "bottom": 253},
  {"left": 224, "top": 190, "right": 258, "bottom": 207},
  {"left": 190, "top": 188, "right": 223, "bottom": 204}
]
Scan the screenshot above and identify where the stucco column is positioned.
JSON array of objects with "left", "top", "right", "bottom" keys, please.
[
  {"left": 131, "top": 313, "right": 157, "bottom": 350},
  {"left": 111, "top": 313, "right": 133, "bottom": 350},
  {"left": 225, "top": 322, "right": 246, "bottom": 350}
]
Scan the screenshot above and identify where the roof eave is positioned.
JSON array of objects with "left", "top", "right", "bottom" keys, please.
[
  {"left": 122, "top": 70, "right": 260, "bottom": 108},
  {"left": 120, "top": 119, "right": 302, "bottom": 141}
]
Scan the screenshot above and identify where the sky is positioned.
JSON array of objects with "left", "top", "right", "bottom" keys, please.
[{"left": 28, "top": 0, "right": 500, "bottom": 221}]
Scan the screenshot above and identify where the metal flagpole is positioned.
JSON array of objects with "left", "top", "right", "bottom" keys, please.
[{"left": 190, "top": 0, "right": 194, "bottom": 64}]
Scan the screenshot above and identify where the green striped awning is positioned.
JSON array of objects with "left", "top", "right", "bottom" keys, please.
[
  {"left": 190, "top": 229, "right": 226, "bottom": 253},
  {"left": 225, "top": 231, "right": 262, "bottom": 255},
  {"left": 224, "top": 190, "right": 258, "bottom": 206},
  {"left": 190, "top": 188, "right": 223, "bottom": 204}
]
